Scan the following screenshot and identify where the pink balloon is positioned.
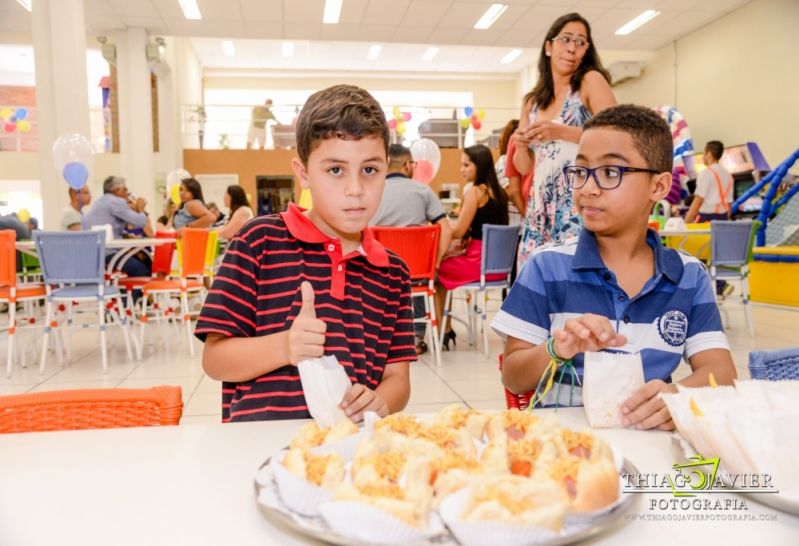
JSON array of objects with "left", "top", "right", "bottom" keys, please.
[
  {"left": 3, "top": 122, "right": 16, "bottom": 133},
  {"left": 388, "top": 118, "right": 397, "bottom": 129},
  {"left": 413, "top": 160, "right": 434, "bottom": 184},
  {"left": 402, "top": 112, "right": 412, "bottom": 122}
]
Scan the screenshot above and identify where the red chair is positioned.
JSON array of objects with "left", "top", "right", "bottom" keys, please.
[
  {"left": 498, "top": 353, "right": 533, "bottom": 410},
  {"left": 1, "top": 230, "right": 47, "bottom": 378},
  {"left": 371, "top": 225, "right": 442, "bottom": 367}
]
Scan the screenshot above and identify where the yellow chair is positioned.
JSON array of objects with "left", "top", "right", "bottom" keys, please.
[
  {"left": 204, "top": 229, "right": 220, "bottom": 281},
  {"left": 666, "top": 222, "right": 711, "bottom": 261}
]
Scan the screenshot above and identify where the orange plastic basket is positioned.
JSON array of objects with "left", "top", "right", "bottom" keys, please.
[{"left": 0, "top": 386, "right": 183, "bottom": 433}]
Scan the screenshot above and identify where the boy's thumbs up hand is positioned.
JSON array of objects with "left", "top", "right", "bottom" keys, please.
[{"left": 286, "top": 281, "right": 327, "bottom": 365}]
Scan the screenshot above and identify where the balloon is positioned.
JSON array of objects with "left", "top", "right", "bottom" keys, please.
[
  {"left": 464, "top": 106, "right": 473, "bottom": 117},
  {"left": 459, "top": 118, "right": 471, "bottom": 130},
  {"left": 388, "top": 118, "right": 397, "bottom": 129},
  {"left": 52, "top": 133, "right": 94, "bottom": 175},
  {"left": 392, "top": 106, "right": 401, "bottom": 118},
  {"left": 401, "top": 112, "right": 411, "bottom": 122},
  {"left": 477, "top": 110, "right": 486, "bottom": 120},
  {"left": 3, "top": 122, "right": 15, "bottom": 133},
  {"left": 166, "top": 168, "right": 191, "bottom": 190},
  {"left": 17, "top": 120, "right": 31, "bottom": 133},
  {"left": 17, "top": 208, "right": 31, "bottom": 223},
  {"left": 62, "top": 161, "right": 89, "bottom": 190},
  {"left": 169, "top": 183, "right": 181, "bottom": 205},
  {"left": 15, "top": 108, "right": 27, "bottom": 120},
  {"left": 410, "top": 138, "right": 441, "bottom": 182},
  {"left": 412, "top": 160, "right": 434, "bottom": 184},
  {"left": 9, "top": 115, "right": 16, "bottom": 123},
  {"left": 246, "top": 192, "right": 252, "bottom": 205},
  {"left": 472, "top": 120, "right": 482, "bottom": 131},
  {"left": 0, "top": 108, "right": 12, "bottom": 120},
  {"left": 396, "top": 121, "right": 405, "bottom": 134}
]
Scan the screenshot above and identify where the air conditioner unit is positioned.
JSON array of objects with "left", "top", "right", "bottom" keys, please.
[
  {"left": 608, "top": 61, "right": 645, "bottom": 86},
  {"left": 146, "top": 42, "right": 165, "bottom": 65}
]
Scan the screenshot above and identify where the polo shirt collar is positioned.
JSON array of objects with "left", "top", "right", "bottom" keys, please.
[
  {"left": 281, "top": 203, "right": 389, "bottom": 267},
  {"left": 573, "top": 228, "right": 683, "bottom": 284},
  {"left": 386, "top": 172, "right": 405, "bottom": 180}
]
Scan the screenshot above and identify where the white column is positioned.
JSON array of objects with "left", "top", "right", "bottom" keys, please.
[
  {"left": 154, "top": 36, "right": 182, "bottom": 209},
  {"left": 31, "top": 0, "right": 91, "bottom": 229},
  {"left": 115, "top": 28, "right": 156, "bottom": 215}
]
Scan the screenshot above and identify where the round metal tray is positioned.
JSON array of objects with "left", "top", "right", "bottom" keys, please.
[{"left": 253, "top": 454, "right": 641, "bottom": 546}]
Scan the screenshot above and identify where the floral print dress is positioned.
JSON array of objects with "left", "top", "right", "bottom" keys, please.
[{"left": 517, "top": 89, "right": 591, "bottom": 267}]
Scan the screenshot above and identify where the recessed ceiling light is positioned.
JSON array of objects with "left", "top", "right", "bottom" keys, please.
[
  {"left": 615, "top": 10, "right": 660, "bottom": 35},
  {"left": 422, "top": 46, "right": 439, "bottom": 62},
  {"left": 16, "top": 0, "right": 32, "bottom": 12},
  {"left": 474, "top": 4, "right": 508, "bottom": 30},
  {"left": 500, "top": 48, "right": 523, "bottom": 64},
  {"left": 282, "top": 42, "right": 295, "bottom": 58},
  {"left": 323, "top": 0, "right": 343, "bottom": 25},
  {"left": 178, "top": 0, "right": 202, "bottom": 21},
  {"left": 367, "top": 44, "right": 382, "bottom": 60},
  {"left": 222, "top": 40, "right": 235, "bottom": 56}
]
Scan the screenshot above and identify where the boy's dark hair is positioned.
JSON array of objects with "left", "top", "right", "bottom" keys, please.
[
  {"left": 295, "top": 84, "right": 389, "bottom": 164},
  {"left": 705, "top": 140, "right": 724, "bottom": 161},
  {"left": 388, "top": 144, "right": 412, "bottom": 169},
  {"left": 583, "top": 104, "right": 673, "bottom": 174}
]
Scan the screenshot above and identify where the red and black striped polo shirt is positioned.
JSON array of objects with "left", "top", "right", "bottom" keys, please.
[{"left": 194, "top": 203, "right": 416, "bottom": 422}]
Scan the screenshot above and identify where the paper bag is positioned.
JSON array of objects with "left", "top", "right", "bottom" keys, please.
[
  {"left": 582, "top": 351, "right": 645, "bottom": 428},
  {"left": 297, "top": 355, "right": 352, "bottom": 428}
]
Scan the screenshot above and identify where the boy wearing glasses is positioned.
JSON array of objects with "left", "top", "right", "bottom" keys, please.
[{"left": 493, "top": 104, "right": 736, "bottom": 430}]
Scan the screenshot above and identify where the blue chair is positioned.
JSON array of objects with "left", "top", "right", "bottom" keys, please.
[
  {"left": 749, "top": 347, "right": 799, "bottom": 380},
  {"left": 709, "top": 220, "right": 758, "bottom": 337},
  {"left": 33, "top": 231, "right": 135, "bottom": 373},
  {"left": 440, "top": 224, "right": 519, "bottom": 356}
]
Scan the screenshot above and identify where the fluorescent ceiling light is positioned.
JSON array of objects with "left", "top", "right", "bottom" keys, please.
[
  {"left": 16, "top": 0, "right": 32, "bottom": 12},
  {"left": 282, "top": 42, "right": 294, "bottom": 58},
  {"left": 422, "top": 46, "right": 439, "bottom": 62},
  {"left": 367, "top": 44, "right": 382, "bottom": 60},
  {"left": 500, "top": 48, "right": 523, "bottom": 64},
  {"left": 178, "top": 0, "right": 202, "bottom": 20},
  {"left": 615, "top": 10, "right": 660, "bottom": 35},
  {"left": 474, "top": 4, "right": 508, "bottom": 30},
  {"left": 323, "top": 0, "right": 343, "bottom": 24},
  {"left": 222, "top": 40, "right": 235, "bottom": 56}
]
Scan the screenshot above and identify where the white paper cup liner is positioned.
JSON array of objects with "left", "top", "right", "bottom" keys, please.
[
  {"left": 319, "top": 500, "right": 443, "bottom": 545},
  {"left": 272, "top": 453, "right": 334, "bottom": 517},
  {"left": 439, "top": 489, "right": 560, "bottom": 546},
  {"left": 311, "top": 429, "right": 364, "bottom": 461}
]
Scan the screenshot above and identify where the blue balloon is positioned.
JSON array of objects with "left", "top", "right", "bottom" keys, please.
[
  {"left": 15, "top": 108, "right": 27, "bottom": 120},
  {"left": 63, "top": 161, "right": 89, "bottom": 190},
  {"left": 464, "top": 106, "right": 474, "bottom": 117}
]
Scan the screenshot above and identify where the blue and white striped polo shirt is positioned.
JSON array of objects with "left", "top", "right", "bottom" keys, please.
[{"left": 492, "top": 228, "right": 729, "bottom": 402}]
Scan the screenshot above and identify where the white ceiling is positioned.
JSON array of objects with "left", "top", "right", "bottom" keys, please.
[{"left": 0, "top": 0, "right": 751, "bottom": 73}]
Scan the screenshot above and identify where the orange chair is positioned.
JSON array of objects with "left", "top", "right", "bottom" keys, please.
[
  {"left": 371, "top": 225, "right": 442, "bottom": 367},
  {"left": 0, "top": 386, "right": 183, "bottom": 433},
  {"left": 1, "top": 230, "right": 47, "bottom": 378},
  {"left": 139, "top": 228, "right": 208, "bottom": 358}
]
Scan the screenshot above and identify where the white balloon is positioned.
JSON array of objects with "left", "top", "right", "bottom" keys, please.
[
  {"left": 52, "top": 133, "right": 94, "bottom": 172},
  {"left": 409, "top": 138, "right": 441, "bottom": 178},
  {"left": 166, "top": 168, "right": 191, "bottom": 188}
]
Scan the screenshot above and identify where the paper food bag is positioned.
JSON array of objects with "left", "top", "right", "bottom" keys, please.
[
  {"left": 297, "top": 355, "right": 352, "bottom": 428},
  {"left": 582, "top": 351, "right": 645, "bottom": 428}
]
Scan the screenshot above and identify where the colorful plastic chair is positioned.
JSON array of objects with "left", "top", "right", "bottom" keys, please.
[
  {"left": 748, "top": 347, "right": 799, "bottom": 381},
  {"left": 0, "top": 386, "right": 183, "bottom": 433},
  {"left": 1, "top": 230, "right": 47, "bottom": 378},
  {"left": 710, "top": 220, "right": 758, "bottom": 337},
  {"left": 371, "top": 224, "right": 442, "bottom": 367}
]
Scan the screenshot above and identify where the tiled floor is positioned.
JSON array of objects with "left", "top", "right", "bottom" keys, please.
[{"left": 1, "top": 294, "right": 797, "bottom": 424}]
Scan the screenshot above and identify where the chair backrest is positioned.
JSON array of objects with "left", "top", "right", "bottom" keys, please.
[
  {"left": 0, "top": 230, "right": 17, "bottom": 288},
  {"left": 481, "top": 224, "right": 520, "bottom": 276},
  {"left": 152, "top": 231, "right": 178, "bottom": 276},
  {"left": 180, "top": 228, "right": 209, "bottom": 277},
  {"left": 748, "top": 347, "right": 799, "bottom": 381},
  {"left": 33, "top": 231, "right": 105, "bottom": 285},
  {"left": 0, "top": 386, "right": 183, "bottom": 433},
  {"left": 204, "top": 229, "right": 220, "bottom": 275},
  {"left": 370, "top": 224, "right": 441, "bottom": 281},
  {"left": 91, "top": 223, "right": 113, "bottom": 242},
  {"left": 711, "top": 220, "right": 756, "bottom": 267}
]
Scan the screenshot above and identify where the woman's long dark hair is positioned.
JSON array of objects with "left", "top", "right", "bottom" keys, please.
[
  {"left": 181, "top": 178, "right": 206, "bottom": 204},
  {"left": 226, "top": 185, "right": 250, "bottom": 222},
  {"left": 523, "top": 13, "right": 611, "bottom": 110},
  {"left": 465, "top": 144, "right": 509, "bottom": 225},
  {"left": 498, "top": 119, "right": 519, "bottom": 156}
]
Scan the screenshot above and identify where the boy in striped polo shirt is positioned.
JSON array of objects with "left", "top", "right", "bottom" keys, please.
[
  {"left": 493, "top": 104, "right": 736, "bottom": 431},
  {"left": 196, "top": 85, "right": 416, "bottom": 423}
]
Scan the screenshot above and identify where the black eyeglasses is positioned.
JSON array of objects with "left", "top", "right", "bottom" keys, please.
[
  {"left": 562, "top": 165, "right": 661, "bottom": 190},
  {"left": 551, "top": 35, "right": 589, "bottom": 49}
]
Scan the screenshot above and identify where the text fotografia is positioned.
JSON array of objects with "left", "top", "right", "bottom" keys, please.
[{"left": 621, "top": 455, "right": 779, "bottom": 497}]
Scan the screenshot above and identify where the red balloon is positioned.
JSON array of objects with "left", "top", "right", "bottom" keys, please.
[
  {"left": 388, "top": 118, "right": 397, "bottom": 129},
  {"left": 402, "top": 112, "right": 412, "bottom": 122},
  {"left": 3, "top": 122, "right": 16, "bottom": 133},
  {"left": 413, "top": 160, "right": 434, "bottom": 184},
  {"left": 472, "top": 120, "right": 482, "bottom": 130}
]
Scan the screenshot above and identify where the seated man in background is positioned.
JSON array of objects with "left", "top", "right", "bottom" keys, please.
[
  {"left": 85, "top": 175, "right": 153, "bottom": 278},
  {"left": 61, "top": 185, "right": 92, "bottom": 231},
  {"left": 370, "top": 144, "right": 452, "bottom": 354},
  {"left": 0, "top": 211, "right": 32, "bottom": 272}
]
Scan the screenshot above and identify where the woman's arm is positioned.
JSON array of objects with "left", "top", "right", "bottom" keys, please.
[
  {"left": 512, "top": 99, "right": 535, "bottom": 175},
  {"left": 581, "top": 70, "right": 617, "bottom": 116},
  {"left": 450, "top": 186, "right": 481, "bottom": 239},
  {"left": 185, "top": 200, "right": 216, "bottom": 228},
  {"left": 506, "top": 175, "right": 526, "bottom": 217},
  {"left": 216, "top": 208, "right": 249, "bottom": 239}
]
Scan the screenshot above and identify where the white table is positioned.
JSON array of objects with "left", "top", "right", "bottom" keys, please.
[
  {"left": 0, "top": 408, "right": 795, "bottom": 546},
  {"left": 15, "top": 238, "right": 175, "bottom": 276}
]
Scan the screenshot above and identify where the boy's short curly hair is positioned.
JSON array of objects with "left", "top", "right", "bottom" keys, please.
[
  {"left": 583, "top": 104, "right": 673, "bottom": 174},
  {"left": 295, "top": 84, "right": 389, "bottom": 164}
]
